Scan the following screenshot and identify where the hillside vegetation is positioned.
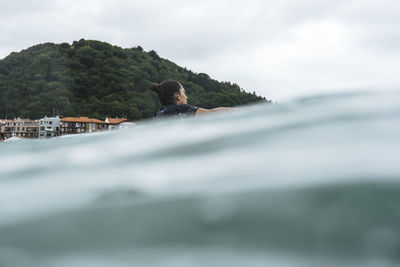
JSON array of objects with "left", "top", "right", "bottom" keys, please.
[{"left": 0, "top": 39, "right": 269, "bottom": 120}]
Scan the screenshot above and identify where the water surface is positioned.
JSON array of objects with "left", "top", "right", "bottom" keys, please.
[{"left": 1, "top": 90, "right": 400, "bottom": 266}]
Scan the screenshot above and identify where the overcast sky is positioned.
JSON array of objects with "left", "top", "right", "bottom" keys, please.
[{"left": 1, "top": 0, "right": 399, "bottom": 101}]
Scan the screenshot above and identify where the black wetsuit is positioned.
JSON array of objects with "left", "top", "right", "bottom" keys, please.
[{"left": 154, "top": 104, "right": 198, "bottom": 119}]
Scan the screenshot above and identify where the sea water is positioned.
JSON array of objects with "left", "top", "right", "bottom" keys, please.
[{"left": 1, "top": 90, "right": 400, "bottom": 267}]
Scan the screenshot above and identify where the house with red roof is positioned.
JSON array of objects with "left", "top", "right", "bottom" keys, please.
[
  {"left": 105, "top": 117, "right": 136, "bottom": 130},
  {"left": 60, "top": 117, "right": 108, "bottom": 135}
]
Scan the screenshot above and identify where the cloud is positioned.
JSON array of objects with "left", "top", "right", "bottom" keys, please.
[{"left": 0, "top": 0, "right": 399, "bottom": 100}]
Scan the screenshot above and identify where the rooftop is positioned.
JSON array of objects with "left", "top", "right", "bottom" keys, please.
[
  {"left": 61, "top": 117, "right": 106, "bottom": 124},
  {"left": 105, "top": 118, "right": 133, "bottom": 124}
]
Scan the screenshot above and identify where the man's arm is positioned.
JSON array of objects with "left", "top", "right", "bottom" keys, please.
[{"left": 196, "top": 107, "right": 235, "bottom": 115}]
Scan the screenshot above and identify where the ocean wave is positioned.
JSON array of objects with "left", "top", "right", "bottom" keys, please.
[{"left": 1, "top": 90, "right": 400, "bottom": 266}]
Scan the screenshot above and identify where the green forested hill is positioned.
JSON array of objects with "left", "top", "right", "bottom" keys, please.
[{"left": 0, "top": 39, "right": 269, "bottom": 120}]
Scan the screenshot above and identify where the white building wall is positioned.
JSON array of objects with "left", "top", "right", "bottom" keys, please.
[{"left": 39, "top": 116, "right": 61, "bottom": 139}]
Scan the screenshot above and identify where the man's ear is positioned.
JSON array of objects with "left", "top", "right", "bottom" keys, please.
[{"left": 173, "top": 92, "right": 180, "bottom": 100}]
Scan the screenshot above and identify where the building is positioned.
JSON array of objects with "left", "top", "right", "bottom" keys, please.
[
  {"left": 39, "top": 116, "right": 61, "bottom": 139},
  {"left": 60, "top": 117, "right": 108, "bottom": 135},
  {"left": 105, "top": 118, "right": 136, "bottom": 130},
  {"left": 0, "top": 119, "right": 12, "bottom": 141},
  {"left": 0, "top": 118, "right": 39, "bottom": 139}
]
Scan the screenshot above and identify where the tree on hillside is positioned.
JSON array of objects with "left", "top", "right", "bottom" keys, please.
[{"left": 0, "top": 39, "right": 270, "bottom": 120}]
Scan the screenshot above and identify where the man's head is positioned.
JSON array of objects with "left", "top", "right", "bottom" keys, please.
[{"left": 151, "top": 80, "right": 188, "bottom": 106}]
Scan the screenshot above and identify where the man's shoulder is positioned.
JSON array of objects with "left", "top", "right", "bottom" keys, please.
[
  {"left": 154, "top": 104, "right": 198, "bottom": 118},
  {"left": 175, "top": 104, "right": 198, "bottom": 112}
]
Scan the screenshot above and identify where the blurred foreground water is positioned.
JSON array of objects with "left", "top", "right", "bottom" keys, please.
[{"left": 1, "top": 90, "right": 400, "bottom": 267}]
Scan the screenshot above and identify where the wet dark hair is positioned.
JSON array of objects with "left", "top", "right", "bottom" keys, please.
[{"left": 151, "top": 80, "right": 183, "bottom": 106}]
